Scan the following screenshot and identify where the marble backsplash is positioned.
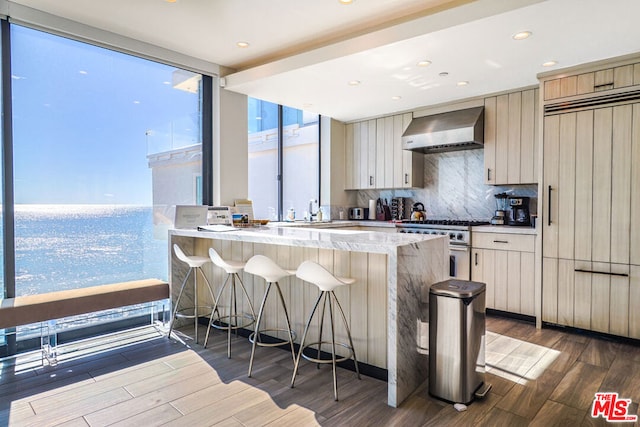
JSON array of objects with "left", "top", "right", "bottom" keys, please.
[{"left": 352, "top": 149, "right": 538, "bottom": 221}]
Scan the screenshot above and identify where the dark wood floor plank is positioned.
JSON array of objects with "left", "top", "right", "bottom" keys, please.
[
  {"left": 578, "top": 339, "right": 621, "bottom": 369},
  {"left": 528, "top": 400, "right": 585, "bottom": 426},
  {"left": 549, "top": 361, "right": 608, "bottom": 410}
]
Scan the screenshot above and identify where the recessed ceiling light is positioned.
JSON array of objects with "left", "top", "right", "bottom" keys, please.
[
  {"left": 417, "top": 60, "right": 432, "bottom": 67},
  {"left": 439, "top": 72, "right": 449, "bottom": 77},
  {"left": 338, "top": 0, "right": 354, "bottom": 4},
  {"left": 236, "top": 41, "right": 250, "bottom": 48},
  {"left": 391, "top": 96, "right": 402, "bottom": 100},
  {"left": 457, "top": 81, "right": 469, "bottom": 86},
  {"left": 165, "top": 0, "right": 177, "bottom": 3},
  {"left": 348, "top": 80, "right": 361, "bottom": 86},
  {"left": 542, "top": 60, "right": 558, "bottom": 67},
  {"left": 512, "top": 31, "right": 532, "bottom": 40}
]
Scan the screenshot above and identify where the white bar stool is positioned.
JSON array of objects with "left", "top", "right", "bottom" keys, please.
[
  {"left": 169, "top": 243, "right": 217, "bottom": 344},
  {"left": 203, "top": 248, "right": 256, "bottom": 358},
  {"left": 291, "top": 260, "right": 361, "bottom": 401},
  {"left": 244, "top": 255, "right": 297, "bottom": 377}
]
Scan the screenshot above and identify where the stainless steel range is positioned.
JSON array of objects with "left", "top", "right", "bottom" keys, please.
[{"left": 396, "top": 219, "right": 489, "bottom": 280}]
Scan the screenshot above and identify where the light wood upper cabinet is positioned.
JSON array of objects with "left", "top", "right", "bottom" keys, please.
[
  {"left": 344, "top": 113, "right": 422, "bottom": 190},
  {"left": 484, "top": 88, "right": 539, "bottom": 185},
  {"left": 544, "top": 61, "right": 640, "bottom": 101}
]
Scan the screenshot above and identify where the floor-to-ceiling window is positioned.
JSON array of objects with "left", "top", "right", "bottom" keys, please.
[
  {"left": 2, "top": 24, "right": 208, "bottom": 350},
  {"left": 248, "top": 98, "right": 319, "bottom": 220}
]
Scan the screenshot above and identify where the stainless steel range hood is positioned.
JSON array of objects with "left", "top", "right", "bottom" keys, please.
[{"left": 402, "top": 106, "right": 484, "bottom": 153}]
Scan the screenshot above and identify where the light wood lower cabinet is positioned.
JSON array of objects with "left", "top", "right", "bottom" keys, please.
[
  {"left": 542, "top": 258, "right": 637, "bottom": 338},
  {"left": 471, "top": 232, "right": 535, "bottom": 316}
]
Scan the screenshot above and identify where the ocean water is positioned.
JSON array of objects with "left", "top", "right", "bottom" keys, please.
[{"left": 12, "top": 205, "right": 168, "bottom": 297}]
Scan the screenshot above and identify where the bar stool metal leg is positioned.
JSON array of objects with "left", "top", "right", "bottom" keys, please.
[{"left": 291, "top": 259, "right": 360, "bottom": 402}]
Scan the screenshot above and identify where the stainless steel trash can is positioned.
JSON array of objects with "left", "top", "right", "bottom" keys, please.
[{"left": 429, "top": 279, "right": 487, "bottom": 404}]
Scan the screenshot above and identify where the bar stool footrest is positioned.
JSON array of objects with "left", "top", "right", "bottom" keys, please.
[
  {"left": 210, "top": 313, "right": 255, "bottom": 331},
  {"left": 300, "top": 341, "right": 354, "bottom": 364},
  {"left": 248, "top": 329, "right": 297, "bottom": 347},
  {"left": 174, "top": 305, "right": 215, "bottom": 319}
]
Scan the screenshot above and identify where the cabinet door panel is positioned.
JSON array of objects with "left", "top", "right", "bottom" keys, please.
[
  {"left": 507, "top": 92, "right": 522, "bottom": 184},
  {"left": 577, "top": 72, "right": 595, "bottom": 95},
  {"left": 484, "top": 97, "right": 497, "bottom": 184},
  {"left": 344, "top": 123, "right": 355, "bottom": 189},
  {"left": 520, "top": 252, "right": 535, "bottom": 316},
  {"left": 542, "top": 257, "right": 558, "bottom": 323},
  {"left": 592, "top": 108, "right": 612, "bottom": 263},
  {"left": 543, "top": 115, "right": 560, "bottom": 258},
  {"left": 384, "top": 116, "right": 394, "bottom": 188},
  {"left": 367, "top": 120, "right": 377, "bottom": 188},
  {"left": 557, "top": 259, "right": 575, "bottom": 326},
  {"left": 471, "top": 249, "right": 483, "bottom": 283},
  {"left": 590, "top": 262, "right": 610, "bottom": 333},
  {"left": 376, "top": 118, "right": 385, "bottom": 188},
  {"left": 495, "top": 95, "right": 509, "bottom": 184},
  {"left": 614, "top": 65, "right": 634, "bottom": 88},
  {"left": 558, "top": 113, "right": 576, "bottom": 260},
  {"left": 483, "top": 249, "right": 496, "bottom": 309},
  {"left": 630, "top": 265, "right": 640, "bottom": 339},
  {"left": 610, "top": 263, "right": 630, "bottom": 337},
  {"left": 575, "top": 110, "right": 594, "bottom": 261},
  {"left": 520, "top": 89, "right": 537, "bottom": 183},
  {"left": 357, "top": 121, "right": 367, "bottom": 188},
  {"left": 392, "top": 115, "right": 404, "bottom": 188},
  {"left": 494, "top": 250, "right": 509, "bottom": 311},
  {"left": 574, "top": 261, "right": 592, "bottom": 330},
  {"left": 611, "top": 105, "right": 632, "bottom": 264},
  {"left": 507, "top": 251, "right": 521, "bottom": 313},
  {"left": 632, "top": 105, "right": 640, "bottom": 265}
]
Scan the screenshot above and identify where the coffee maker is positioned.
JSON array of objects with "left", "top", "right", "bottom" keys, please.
[
  {"left": 491, "top": 193, "right": 508, "bottom": 225},
  {"left": 508, "top": 196, "right": 531, "bottom": 226}
]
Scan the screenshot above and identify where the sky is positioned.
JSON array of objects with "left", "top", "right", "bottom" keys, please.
[{"left": 10, "top": 25, "right": 201, "bottom": 205}]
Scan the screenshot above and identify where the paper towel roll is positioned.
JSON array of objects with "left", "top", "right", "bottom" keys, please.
[{"left": 368, "top": 199, "right": 376, "bottom": 220}]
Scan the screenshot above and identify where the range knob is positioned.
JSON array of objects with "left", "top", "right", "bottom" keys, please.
[{"left": 457, "top": 233, "right": 464, "bottom": 240}]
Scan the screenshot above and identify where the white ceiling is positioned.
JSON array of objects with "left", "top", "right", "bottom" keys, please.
[{"left": 10, "top": 0, "right": 640, "bottom": 122}]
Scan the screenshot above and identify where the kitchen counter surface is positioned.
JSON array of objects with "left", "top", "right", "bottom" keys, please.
[
  {"left": 269, "top": 219, "right": 397, "bottom": 229},
  {"left": 472, "top": 225, "right": 537, "bottom": 235},
  {"left": 171, "top": 223, "right": 420, "bottom": 254}
]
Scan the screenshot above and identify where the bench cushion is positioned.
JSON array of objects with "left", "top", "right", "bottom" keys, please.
[{"left": 0, "top": 279, "right": 169, "bottom": 329}]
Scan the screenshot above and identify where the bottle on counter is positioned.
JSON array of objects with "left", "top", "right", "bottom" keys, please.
[
  {"left": 286, "top": 207, "right": 295, "bottom": 222},
  {"left": 317, "top": 208, "right": 323, "bottom": 222}
]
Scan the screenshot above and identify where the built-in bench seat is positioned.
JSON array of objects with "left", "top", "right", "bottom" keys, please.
[{"left": 0, "top": 279, "right": 170, "bottom": 364}]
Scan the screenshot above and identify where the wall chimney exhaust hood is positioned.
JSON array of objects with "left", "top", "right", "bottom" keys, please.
[{"left": 402, "top": 106, "right": 484, "bottom": 153}]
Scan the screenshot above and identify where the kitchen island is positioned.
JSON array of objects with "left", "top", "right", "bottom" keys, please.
[{"left": 169, "top": 225, "right": 448, "bottom": 407}]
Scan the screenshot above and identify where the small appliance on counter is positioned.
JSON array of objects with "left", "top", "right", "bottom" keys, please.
[
  {"left": 508, "top": 196, "right": 531, "bottom": 226},
  {"left": 376, "top": 198, "right": 392, "bottom": 221},
  {"left": 348, "top": 207, "right": 365, "bottom": 220},
  {"left": 390, "top": 197, "right": 405, "bottom": 220},
  {"left": 411, "top": 202, "right": 426, "bottom": 221},
  {"left": 491, "top": 193, "right": 508, "bottom": 225}
]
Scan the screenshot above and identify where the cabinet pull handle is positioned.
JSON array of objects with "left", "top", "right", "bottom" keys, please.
[
  {"left": 369, "top": 176, "right": 374, "bottom": 186},
  {"left": 487, "top": 168, "right": 491, "bottom": 181},
  {"left": 493, "top": 240, "right": 509, "bottom": 244},
  {"left": 547, "top": 185, "right": 552, "bottom": 226},
  {"left": 574, "top": 269, "right": 629, "bottom": 277},
  {"left": 404, "top": 173, "right": 409, "bottom": 184},
  {"left": 474, "top": 252, "right": 478, "bottom": 266}
]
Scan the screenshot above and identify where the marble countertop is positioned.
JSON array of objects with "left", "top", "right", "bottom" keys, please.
[
  {"left": 170, "top": 225, "right": 443, "bottom": 254},
  {"left": 472, "top": 225, "right": 537, "bottom": 235},
  {"left": 269, "top": 220, "right": 397, "bottom": 228}
]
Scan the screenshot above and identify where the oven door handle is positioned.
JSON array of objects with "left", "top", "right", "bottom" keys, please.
[{"left": 449, "top": 246, "right": 469, "bottom": 252}]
